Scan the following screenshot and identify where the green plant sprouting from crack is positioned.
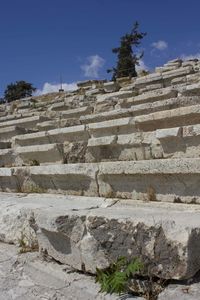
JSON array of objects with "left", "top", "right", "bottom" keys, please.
[{"left": 96, "top": 256, "right": 143, "bottom": 295}]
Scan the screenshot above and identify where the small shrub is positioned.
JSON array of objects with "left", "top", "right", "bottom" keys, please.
[
  {"left": 18, "top": 231, "right": 38, "bottom": 254},
  {"left": 29, "top": 159, "right": 40, "bottom": 166}
]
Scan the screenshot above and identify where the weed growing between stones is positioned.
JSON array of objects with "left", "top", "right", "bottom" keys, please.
[
  {"left": 96, "top": 256, "right": 167, "bottom": 299},
  {"left": 95, "top": 256, "right": 143, "bottom": 295},
  {"left": 29, "top": 159, "right": 40, "bottom": 166},
  {"left": 18, "top": 231, "right": 39, "bottom": 254}
]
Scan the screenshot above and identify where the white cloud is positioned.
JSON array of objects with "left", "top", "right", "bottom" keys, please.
[
  {"left": 136, "top": 59, "right": 149, "bottom": 71},
  {"left": 152, "top": 40, "right": 168, "bottom": 51},
  {"left": 181, "top": 53, "right": 200, "bottom": 60},
  {"left": 81, "top": 55, "right": 105, "bottom": 78},
  {"left": 35, "top": 82, "right": 78, "bottom": 95}
]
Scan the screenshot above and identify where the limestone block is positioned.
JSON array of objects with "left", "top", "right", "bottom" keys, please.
[
  {"left": 186, "top": 72, "right": 200, "bottom": 84},
  {"left": 103, "top": 81, "right": 120, "bottom": 93},
  {"left": 60, "top": 106, "right": 93, "bottom": 119},
  {"left": 120, "top": 82, "right": 136, "bottom": 91},
  {"left": 13, "top": 125, "right": 89, "bottom": 147},
  {"left": 0, "top": 116, "right": 49, "bottom": 130},
  {"left": 139, "top": 83, "right": 163, "bottom": 93},
  {"left": 97, "top": 158, "right": 200, "bottom": 203},
  {"left": 116, "top": 76, "right": 132, "bottom": 87},
  {"left": 12, "top": 163, "right": 99, "bottom": 196},
  {"left": 49, "top": 101, "right": 69, "bottom": 111},
  {"left": 48, "top": 125, "right": 89, "bottom": 143},
  {"left": 12, "top": 131, "right": 50, "bottom": 147},
  {"left": 0, "top": 149, "right": 14, "bottom": 167},
  {"left": 0, "top": 141, "right": 11, "bottom": 149},
  {"left": 33, "top": 198, "right": 200, "bottom": 280},
  {"left": 162, "top": 66, "right": 194, "bottom": 81},
  {"left": 155, "top": 66, "right": 179, "bottom": 73},
  {"left": 156, "top": 127, "right": 182, "bottom": 140},
  {"left": 96, "top": 90, "right": 133, "bottom": 103},
  {"left": 178, "top": 83, "right": 200, "bottom": 96},
  {"left": 88, "top": 136, "right": 117, "bottom": 147},
  {"left": 37, "top": 120, "right": 59, "bottom": 131},
  {"left": 171, "top": 76, "right": 187, "bottom": 85},
  {"left": 135, "top": 105, "right": 200, "bottom": 132},
  {"left": 14, "top": 143, "right": 64, "bottom": 166},
  {"left": 88, "top": 117, "right": 135, "bottom": 138},
  {"left": 63, "top": 141, "right": 87, "bottom": 163},
  {"left": 80, "top": 108, "right": 132, "bottom": 124},
  {"left": 158, "top": 282, "right": 200, "bottom": 300},
  {"left": 0, "top": 126, "right": 27, "bottom": 141},
  {"left": 128, "top": 87, "right": 178, "bottom": 105},
  {"left": 85, "top": 88, "right": 101, "bottom": 96},
  {"left": 0, "top": 168, "right": 18, "bottom": 192},
  {"left": 135, "top": 73, "right": 163, "bottom": 89}
]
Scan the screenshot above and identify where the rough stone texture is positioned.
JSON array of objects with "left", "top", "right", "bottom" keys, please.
[
  {"left": 158, "top": 282, "right": 200, "bottom": 300},
  {"left": 1, "top": 193, "right": 200, "bottom": 281},
  {"left": 0, "top": 243, "right": 143, "bottom": 300},
  {"left": 1, "top": 58, "right": 200, "bottom": 290}
]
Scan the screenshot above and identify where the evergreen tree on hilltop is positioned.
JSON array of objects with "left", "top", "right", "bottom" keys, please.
[
  {"left": 107, "top": 22, "right": 146, "bottom": 80},
  {"left": 4, "top": 80, "right": 36, "bottom": 102}
]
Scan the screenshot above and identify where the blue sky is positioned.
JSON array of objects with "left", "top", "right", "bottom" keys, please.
[{"left": 0, "top": 0, "right": 200, "bottom": 96}]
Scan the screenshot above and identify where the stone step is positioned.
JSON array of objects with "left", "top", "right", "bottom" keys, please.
[
  {"left": 135, "top": 66, "right": 194, "bottom": 89},
  {"left": 1, "top": 159, "right": 200, "bottom": 204},
  {"left": 12, "top": 125, "right": 89, "bottom": 147},
  {"left": 135, "top": 104, "right": 200, "bottom": 131},
  {"left": 14, "top": 143, "right": 64, "bottom": 166},
  {"left": 0, "top": 144, "right": 64, "bottom": 167},
  {"left": 7, "top": 123, "right": 200, "bottom": 166},
  {"left": 0, "top": 115, "right": 49, "bottom": 129},
  {"left": 0, "top": 192, "right": 200, "bottom": 281},
  {"left": 122, "top": 86, "right": 178, "bottom": 107},
  {"left": 8, "top": 102, "right": 200, "bottom": 157},
  {"left": 60, "top": 105, "right": 93, "bottom": 119},
  {"left": 0, "top": 141, "right": 11, "bottom": 149},
  {"left": 80, "top": 96, "right": 200, "bottom": 124},
  {"left": 0, "top": 126, "right": 27, "bottom": 141}
]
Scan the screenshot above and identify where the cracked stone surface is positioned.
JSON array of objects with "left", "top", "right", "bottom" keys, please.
[
  {"left": 1, "top": 193, "right": 200, "bottom": 280},
  {"left": 0, "top": 242, "right": 143, "bottom": 300}
]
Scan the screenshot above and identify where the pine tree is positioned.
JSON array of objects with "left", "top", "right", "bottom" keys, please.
[
  {"left": 107, "top": 22, "right": 146, "bottom": 80},
  {"left": 4, "top": 81, "right": 36, "bottom": 103}
]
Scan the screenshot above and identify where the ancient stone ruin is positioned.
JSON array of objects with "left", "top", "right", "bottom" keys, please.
[{"left": 1, "top": 58, "right": 200, "bottom": 299}]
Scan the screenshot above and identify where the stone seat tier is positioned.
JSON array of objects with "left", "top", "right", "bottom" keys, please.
[
  {"left": 5, "top": 123, "right": 200, "bottom": 166},
  {"left": 80, "top": 96, "right": 200, "bottom": 124},
  {"left": 0, "top": 126, "right": 28, "bottom": 142},
  {"left": 0, "top": 143, "right": 64, "bottom": 167},
  {"left": 12, "top": 125, "right": 89, "bottom": 147},
  {"left": 1, "top": 192, "right": 200, "bottom": 281},
  {"left": 10, "top": 104, "right": 200, "bottom": 157},
  {"left": 0, "top": 115, "right": 49, "bottom": 129},
  {"left": 1, "top": 158, "right": 200, "bottom": 204},
  {"left": 134, "top": 66, "right": 194, "bottom": 89}
]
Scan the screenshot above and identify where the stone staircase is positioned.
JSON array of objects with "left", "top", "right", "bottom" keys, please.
[{"left": 1, "top": 58, "right": 200, "bottom": 298}]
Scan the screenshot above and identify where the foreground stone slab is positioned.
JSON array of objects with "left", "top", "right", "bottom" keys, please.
[
  {"left": 0, "top": 243, "right": 136, "bottom": 300},
  {"left": 1, "top": 193, "right": 200, "bottom": 281},
  {"left": 158, "top": 282, "right": 200, "bottom": 300}
]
